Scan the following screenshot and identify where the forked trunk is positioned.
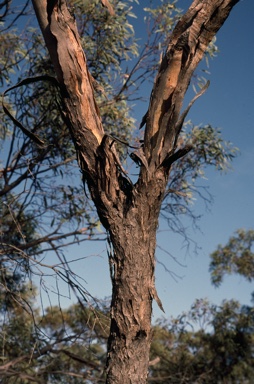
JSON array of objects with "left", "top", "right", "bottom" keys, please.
[{"left": 31, "top": 1, "right": 240, "bottom": 382}]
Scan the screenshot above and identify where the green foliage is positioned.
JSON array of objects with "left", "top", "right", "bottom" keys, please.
[
  {"left": 0, "top": 31, "right": 26, "bottom": 87},
  {"left": 162, "top": 124, "right": 238, "bottom": 231},
  {"left": 144, "top": 1, "right": 181, "bottom": 44},
  {"left": 150, "top": 298, "right": 254, "bottom": 383},
  {"left": 190, "top": 124, "right": 238, "bottom": 172},
  {"left": 0, "top": 190, "right": 40, "bottom": 313},
  {"left": 0, "top": 285, "right": 109, "bottom": 383},
  {"left": 210, "top": 229, "right": 254, "bottom": 287}
]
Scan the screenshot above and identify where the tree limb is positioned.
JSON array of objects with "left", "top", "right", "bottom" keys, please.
[{"left": 143, "top": 0, "right": 240, "bottom": 172}]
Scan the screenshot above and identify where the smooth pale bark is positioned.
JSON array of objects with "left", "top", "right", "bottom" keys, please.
[{"left": 32, "top": 1, "right": 239, "bottom": 382}]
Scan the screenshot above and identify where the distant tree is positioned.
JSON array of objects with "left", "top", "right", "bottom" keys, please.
[
  {"left": 210, "top": 229, "right": 254, "bottom": 286},
  {"left": 149, "top": 298, "right": 254, "bottom": 383},
  {"left": 0, "top": 283, "right": 41, "bottom": 384},
  {"left": 1, "top": 0, "right": 241, "bottom": 382},
  {"left": 0, "top": 276, "right": 108, "bottom": 383}
]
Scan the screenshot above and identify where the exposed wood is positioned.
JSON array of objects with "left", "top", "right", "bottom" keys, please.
[
  {"left": 144, "top": 0, "right": 239, "bottom": 172},
  {"left": 101, "top": 0, "right": 115, "bottom": 16}
]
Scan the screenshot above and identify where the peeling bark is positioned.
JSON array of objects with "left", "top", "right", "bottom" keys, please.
[
  {"left": 144, "top": 0, "right": 239, "bottom": 171},
  {"left": 31, "top": 0, "right": 239, "bottom": 382}
]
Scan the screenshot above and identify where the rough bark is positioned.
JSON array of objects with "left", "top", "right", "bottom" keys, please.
[
  {"left": 104, "top": 170, "right": 168, "bottom": 383},
  {"left": 31, "top": 0, "right": 239, "bottom": 382}
]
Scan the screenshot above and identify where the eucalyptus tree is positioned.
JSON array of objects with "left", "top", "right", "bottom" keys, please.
[
  {"left": 29, "top": 0, "right": 240, "bottom": 382},
  {"left": 1, "top": 0, "right": 241, "bottom": 382}
]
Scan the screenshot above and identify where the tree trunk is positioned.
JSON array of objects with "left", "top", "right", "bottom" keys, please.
[
  {"left": 104, "top": 172, "right": 167, "bottom": 383},
  {"left": 31, "top": 0, "right": 240, "bottom": 383}
]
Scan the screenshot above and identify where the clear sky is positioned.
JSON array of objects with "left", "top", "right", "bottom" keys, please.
[{"left": 4, "top": 0, "right": 254, "bottom": 320}]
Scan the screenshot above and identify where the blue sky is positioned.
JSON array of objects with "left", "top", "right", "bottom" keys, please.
[
  {"left": 45, "top": 0, "right": 254, "bottom": 320},
  {"left": 2, "top": 0, "right": 253, "bottom": 320}
]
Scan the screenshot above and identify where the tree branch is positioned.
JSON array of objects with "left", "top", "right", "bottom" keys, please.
[{"left": 143, "top": 0, "right": 239, "bottom": 172}]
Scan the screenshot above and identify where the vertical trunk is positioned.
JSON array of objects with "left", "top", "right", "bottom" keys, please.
[
  {"left": 106, "top": 223, "right": 154, "bottom": 383},
  {"left": 105, "top": 173, "right": 167, "bottom": 383}
]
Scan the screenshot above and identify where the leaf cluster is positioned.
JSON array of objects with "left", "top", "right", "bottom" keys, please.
[
  {"left": 210, "top": 229, "right": 254, "bottom": 287},
  {"left": 161, "top": 124, "right": 238, "bottom": 234}
]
